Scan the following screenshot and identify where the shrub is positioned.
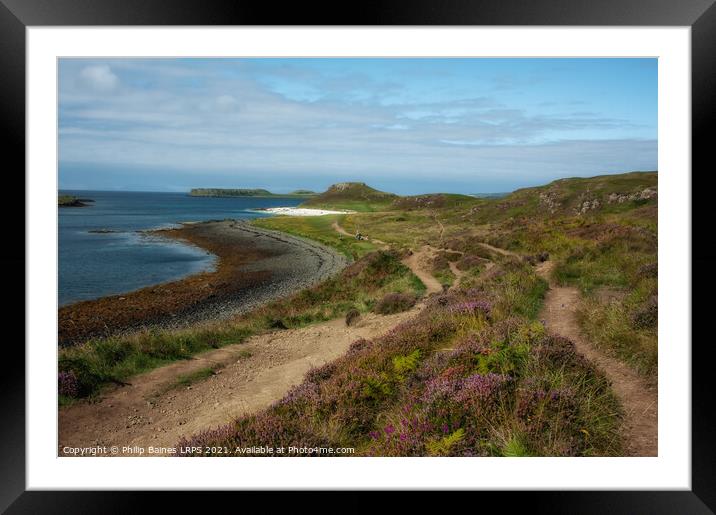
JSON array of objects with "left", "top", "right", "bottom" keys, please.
[
  {"left": 345, "top": 338, "right": 373, "bottom": 357},
  {"left": 448, "top": 300, "right": 492, "bottom": 318},
  {"left": 637, "top": 262, "right": 658, "bottom": 279},
  {"left": 455, "top": 255, "right": 487, "bottom": 271},
  {"left": 305, "top": 362, "right": 337, "bottom": 383},
  {"left": 58, "top": 370, "right": 79, "bottom": 398},
  {"left": 374, "top": 292, "right": 417, "bottom": 315},
  {"left": 632, "top": 295, "right": 658, "bottom": 329},
  {"left": 345, "top": 308, "right": 361, "bottom": 326}
]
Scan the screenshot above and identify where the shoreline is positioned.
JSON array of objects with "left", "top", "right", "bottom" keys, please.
[{"left": 58, "top": 219, "right": 349, "bottom": 346}]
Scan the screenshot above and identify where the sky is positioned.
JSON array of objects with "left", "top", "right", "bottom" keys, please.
[{"left": 58, "top": 58, "right": 657, "bottom": 194}]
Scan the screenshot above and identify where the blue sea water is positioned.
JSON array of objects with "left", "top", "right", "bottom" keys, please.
[{"left": 58, "top": 190, "right": 303, "bottom": 306}]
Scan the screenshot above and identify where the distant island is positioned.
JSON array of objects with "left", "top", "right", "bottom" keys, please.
[
  {"left": 58, "top": 195, "right": 93, "bottom": 207},
  {"left": 188, "top": 188, "right": 317, "bottom": 198},
  {"left": 469, "top": 192, "right": 510, "bottom": 199}
]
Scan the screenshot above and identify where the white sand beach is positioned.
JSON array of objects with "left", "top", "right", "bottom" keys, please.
[{"left": 257, "top": 207, "right": 356, "bottom": 216}]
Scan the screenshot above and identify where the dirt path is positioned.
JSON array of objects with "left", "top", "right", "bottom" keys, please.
[
  {"left": 331, "top": 220, "right": 386, "bottom": 246},
  {"left": 478, "top": 241, "right": 519, "bottom": 258},
  {"left": 447, "top": 260, "right": 464, "bottom": 290},
  {"left": 403, "top": 247, "right": 444, "bottom": 294},
  {"left": 331, "top": 221, "right": 451, "bottom": 295},
  {"left": 60, "top": 230, "right": 446, "bottom": 456},
  {"left": 331, "top": 220, "right": 353, "bottom": 238},
  {"left": 536, "top": 261, "right": 658, "bottom": 457},
  {"left": 59, "top": 309, "right": 417, "bottom": 456}
]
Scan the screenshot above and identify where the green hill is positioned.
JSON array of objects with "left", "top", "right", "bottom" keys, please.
[
  {"left": 301, "top": 182, "right": 398, "bottom": 212},
  {"left": 392, "top": 193, "right": 480, "bottom": 210}
]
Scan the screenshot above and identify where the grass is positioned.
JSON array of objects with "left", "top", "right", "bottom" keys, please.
[
  {"left": 236, "top": 349, "right": 253, "bottom": 360},
  {"left": 59, "top": 250, "right": 425, "bottom": 400},
  {"left": 374, "top": 292, "right": 417, "bottom": 315},
  {"left": 302, "top": 199, "right": 394, "bottom": 213},
  {"left": 179, "top": 260, "right": 623, "bottom": 457},
  {"left": 174, "top": 367, "right": 216, "bottom": 387},
  {"left": 59, "top": 171, "right": 657, "bottom": 455},
  {"left": 545, "top": 219, "right": 657, "bottom": 379},
  {"left": 152, "top": 366, "right": 218, "bottom": 397},
  {"left": 576, "top": 280, "right": 658, "bottom": 378},
  {"left": 172, "top": 172, "right": 657, "bottom": 456},
  {"left": 253, "top": 214, "right": 377, "bottom": 259},
  {"left": 430, "top": 251, "right": 459, "bottom": 288}
]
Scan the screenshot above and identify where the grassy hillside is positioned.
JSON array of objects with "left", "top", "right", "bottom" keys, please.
[
  {"left": 254, "top": 214, "right": 378, "bottom": 260},
  {"left": 171, "top": 170, "right": 654, "bottom": 456},
  {"left": 301, "top": 182, "right": 398, "bottom": 212},
  {"left": 180, "top": 259, "right": 623, "bottom": 457},
  {"left": 473, "top": 171, "right": 657, "bottom": 221},
  {"left": 60, "top": 171, "right": 657, "bottom": 456},
  {"left": 258, "top": 171, "right": 658, "bottom": 377},
  {"left": 392, "top": 193, "right": 481, "bottom": 210}
]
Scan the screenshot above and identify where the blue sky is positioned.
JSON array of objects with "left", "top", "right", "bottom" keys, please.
[{"left": 58, "top": 58, "right": 657, "bottom": 194}]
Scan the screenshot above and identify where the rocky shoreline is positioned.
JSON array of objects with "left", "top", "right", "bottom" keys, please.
[
  {"left": 58, "top": 220, "right": 349, "bottom": 346},
  {"left": 58, "top": 196, "right": 94, "bottom": 207}
]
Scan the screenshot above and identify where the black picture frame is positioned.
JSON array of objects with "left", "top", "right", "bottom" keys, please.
[{"left": 2, "top": 0, "right": 712, "bottom": 511}]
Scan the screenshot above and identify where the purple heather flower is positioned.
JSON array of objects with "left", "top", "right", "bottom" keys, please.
[
  {"left": 454, "top": 373, "right": 509, "bottom": 401},
  {"left": 384, "top": 424, "right": 395, "bottom": 435},
  {"left": 58, "top": 370, "right": 79, "bottom": 398},
  {"left": 449, "top": 300, "right": 492, "bottom": 316}
]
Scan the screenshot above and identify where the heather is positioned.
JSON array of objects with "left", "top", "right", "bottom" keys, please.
[
  {"left": 554, "top": 222, "right": 657, "bottom": 378},
  {"left": 577, "top": 281, "right": 658, "bottom": 378},
  {"left": 60, "top": 171, "right": 655, "bottom": 454},
  {"left": 59, "top": 250, "right": 424, "bottom": 400},
  {"left": 374, "top": 292, "right": 417, "bottom": 315},
  {"left": 178, "top": 262, "right": 622, "bottom": 457}
]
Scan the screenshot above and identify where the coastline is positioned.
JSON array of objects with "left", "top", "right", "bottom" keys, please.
[{"left": 58, "top": 219, "right": 348, "bottom": 346}]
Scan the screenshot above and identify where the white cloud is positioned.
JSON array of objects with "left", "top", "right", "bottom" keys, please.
[
  {"left": 215, "top": 95, "right": 239, "bottom": 112},
  {"left": 59, "top": 59, "right": 657, "bottom": 192},
  {"left": 79, "top": 64, "right": 119, "bottom": 92}
]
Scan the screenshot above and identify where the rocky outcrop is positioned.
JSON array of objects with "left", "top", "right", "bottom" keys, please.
[
  {"left": 539, "top": 190, "right": 561, "bottom": 213},
  {"left": 607, "top": 187, "right": 657, "bottom": 204},
  {"left": 575, "top": 197, "right": 601, "bottom": 215}
]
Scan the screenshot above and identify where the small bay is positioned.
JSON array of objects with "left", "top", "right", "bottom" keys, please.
[{"left": 58, "top": 190, "right": 303, "bottom": 306}]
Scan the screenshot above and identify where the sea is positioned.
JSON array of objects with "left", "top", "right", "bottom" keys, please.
[{"left": 58, "top": 190, "right": 303, "bottom": 306}]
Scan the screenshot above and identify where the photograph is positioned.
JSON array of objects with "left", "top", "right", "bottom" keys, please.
[
  {"left": 56, "top": 56, "right": 659, "bottom": 459},
  {"left": 2, "top": 4, "right": 707, "bottom": 505}
]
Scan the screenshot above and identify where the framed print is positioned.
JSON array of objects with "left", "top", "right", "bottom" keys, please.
[{"left": 3, "top": 0, "right": 714, "bottom": 511}]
